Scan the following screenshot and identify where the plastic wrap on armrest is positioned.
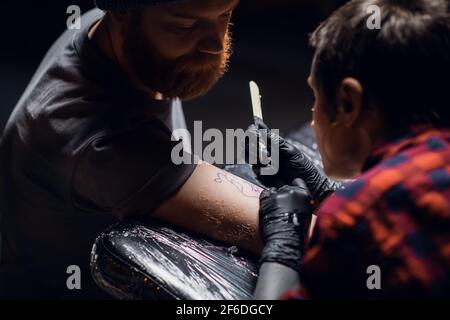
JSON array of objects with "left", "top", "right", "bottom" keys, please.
[{"left": 91, "top": 222, "right": 258, "bottom": 300}]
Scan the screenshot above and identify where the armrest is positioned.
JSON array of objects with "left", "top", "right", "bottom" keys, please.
[{"left": 90, "top": 221, "right": 258, "bottom": 300}]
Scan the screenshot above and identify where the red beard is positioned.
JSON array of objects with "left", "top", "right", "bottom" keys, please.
[{"left": 123, "top": 21, "right": 232, "bottom": 101}]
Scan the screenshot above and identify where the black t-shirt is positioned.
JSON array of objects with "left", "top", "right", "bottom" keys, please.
[{"left": 0, "top": 9, "right": 196, "bottom": 266}]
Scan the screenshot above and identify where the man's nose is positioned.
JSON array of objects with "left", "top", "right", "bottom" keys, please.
[{"left": 197, "top": 26, "right": 224, "bottom": 55}]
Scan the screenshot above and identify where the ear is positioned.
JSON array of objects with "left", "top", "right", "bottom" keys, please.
[{"left": 335, "top": 77, "right": 364, "bottom": 127}]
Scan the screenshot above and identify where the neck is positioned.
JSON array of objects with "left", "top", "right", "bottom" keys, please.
[{"left": 88, "top": 15, "right": 165, "bottom": 101}]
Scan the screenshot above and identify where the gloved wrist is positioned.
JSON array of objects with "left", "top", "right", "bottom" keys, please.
[
  {"left": 278, "top": 136, "right": 342, "bottom": 204},
  {"left": 314, "top": 176, "right": 342, "bottom": 203},
  {"left": 259, "top": 183, "right": 313, "bottom": 273},
  {"left": 259, "top": 210, "right": 306, "bottom": 272}
]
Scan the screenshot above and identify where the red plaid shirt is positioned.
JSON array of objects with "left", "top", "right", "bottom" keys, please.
[{"left": 285, "top": 125, "right": 450, "bottom": 299}]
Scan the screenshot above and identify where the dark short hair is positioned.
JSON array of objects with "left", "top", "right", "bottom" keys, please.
[{"left": 310, "top": 0, "right": 450, "bottom": 130}]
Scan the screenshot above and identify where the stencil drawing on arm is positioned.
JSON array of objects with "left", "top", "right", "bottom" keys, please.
[{"left": 214, "top": 172, "right": 263, "bottom": 198}]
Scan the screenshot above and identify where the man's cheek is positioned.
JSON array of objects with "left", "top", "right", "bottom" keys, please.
[
  {"left": 312, "top": 125, "right": 327, "bottom": 168},
  {"left": 159, "top": 36, "right": 196, "bottom": 60}
]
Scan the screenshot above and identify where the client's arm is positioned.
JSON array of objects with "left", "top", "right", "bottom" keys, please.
[{"left": 153, "top": 161, "right": 263, "bottom": 255}]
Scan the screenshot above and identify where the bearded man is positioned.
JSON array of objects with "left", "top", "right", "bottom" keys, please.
[{"left": 0, "top": 0, "right": 264, "bottom": 297}]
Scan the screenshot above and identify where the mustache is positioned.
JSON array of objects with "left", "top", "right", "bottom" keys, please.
[
  {"left": 176, "top": 33, "right": 232, "bottom": 72},
  {"left": 177, "top": 47, "right": 231, "bottom": 72}
]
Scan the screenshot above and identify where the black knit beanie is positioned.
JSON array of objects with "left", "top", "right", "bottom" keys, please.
[{"left": 95, "top": 0, "right": 188, "bottom": 10}]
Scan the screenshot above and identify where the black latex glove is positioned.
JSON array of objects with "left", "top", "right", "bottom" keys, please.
[
  {"left": 259, "top": 179, "right": 313, "bottom": 273},
  {"left": 245, "top": 118, "right": 342, "bottom": 204}
]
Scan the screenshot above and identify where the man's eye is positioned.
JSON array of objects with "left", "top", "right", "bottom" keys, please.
[
  {"left": 167, "top": 22, "right": 197, "bottom": 35},
  {"left": 171, "top": 19, "right": 198, "bottom": 30},
  {"left": 220, "top": 11, "right": 233, "bottom": 21},
  {"left": 176, "top": 23, "right": 196, "bottom": 29}
]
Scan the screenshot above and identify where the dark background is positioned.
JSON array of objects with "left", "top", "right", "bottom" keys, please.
[{"left": 0, "top": 0, "right": 348, "bottom": 135}]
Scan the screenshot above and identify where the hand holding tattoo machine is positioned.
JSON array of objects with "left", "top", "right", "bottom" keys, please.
[{"left": 247, "top": 81, "right": 341, "bottom": 204}]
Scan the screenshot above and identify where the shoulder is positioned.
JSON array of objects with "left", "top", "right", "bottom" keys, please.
[
  {"left": 70, "top": 120, "right": 195, "bottom": 217},
  {"left": 316, "top": 134, "right": 450, "bottom": 233}
]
